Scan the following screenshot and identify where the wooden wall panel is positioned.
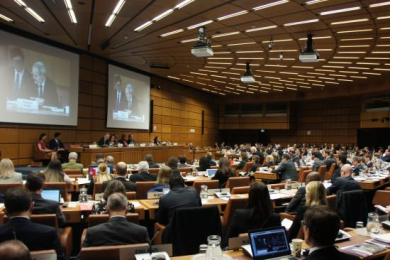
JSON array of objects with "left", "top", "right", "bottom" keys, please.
[{"left": 0, "top": 54, "right": 218, "bottom": 165}]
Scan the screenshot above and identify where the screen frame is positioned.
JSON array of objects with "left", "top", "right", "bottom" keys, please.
[{"left": 248, "top": 226, "right": 291, "bottom": 260}]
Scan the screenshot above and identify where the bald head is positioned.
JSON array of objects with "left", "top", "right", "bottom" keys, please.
[
  {"left": 0, "top": 240, "right": 31, "bottom": 260},
  {"left": 341, "top": 164, "right": 352, "bottom": 177},
  {"left": 116, "top": 161, "right": 128, "bottom": 176}
]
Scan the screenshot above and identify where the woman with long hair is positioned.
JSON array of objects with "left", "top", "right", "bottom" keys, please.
[
  {"left": 43, "top": 159, "right": 71, "bottom": 184},
  {"left": 212, "top": 157, "right": 234, "bottom": 188},
  {"left": 0, "top": 158, "right": 23, "bottom": 184},
  {"left": 148, "top": 165, "right": 172, "bottom": 193},
  {"left": 224, "top": 182, "right": 280, "bottom": 245},
  {"left": 95, "top": 163, "right": 113, "bottom": 183}
]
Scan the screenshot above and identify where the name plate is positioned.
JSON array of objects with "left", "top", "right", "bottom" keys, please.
[{"left": 16, "top": 98, "right": 39, "bottom": 110}]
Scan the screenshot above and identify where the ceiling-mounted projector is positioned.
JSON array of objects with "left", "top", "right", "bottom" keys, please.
[
  {"left": 191, "top": 27, "right": 213, "bottom": 57},
  {"left": 299, "top": 33, "right": 319, "bottom": 63},
  {"left": 241, "top": 62, "right": 256, "bottom": 84}
]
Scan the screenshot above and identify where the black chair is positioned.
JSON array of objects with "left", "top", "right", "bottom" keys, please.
[
  {"left": 162, "top": 206, "right": 222, "bottom": 256},
  {"left": 336, "top": 190, "right": 368, "bottom": 228}
]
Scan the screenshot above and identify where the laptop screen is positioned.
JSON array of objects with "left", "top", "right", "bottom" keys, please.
[
  {"left": 249, "top": 226, "right": 291, "bottom": 259},
  {"left": 41, "top": 189, "right": 61, "bottom": 203},
  {"left": 206, "top": 169, "right": 217, "bottom": 177}
]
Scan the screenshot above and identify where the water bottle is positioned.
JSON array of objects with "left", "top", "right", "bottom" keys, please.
[
  {"left": 79, "top": 186, "right": 88, "bottom": 203},
  {"left": 205, "top": 235, "right": 223, "bottom": 260},
  {"left": 200, "top": 185, "right": 208, "bottom": 200},
  {"left": 367, "top": 212, "right": 380, "bottom": 234}
]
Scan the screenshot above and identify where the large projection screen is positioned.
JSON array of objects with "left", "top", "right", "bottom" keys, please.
[
  {"left": 107, "top": 64, "right": 150, "bottom": 130},
  {"left": 0, "top": 30, "right": 79, "bottom": 126}
]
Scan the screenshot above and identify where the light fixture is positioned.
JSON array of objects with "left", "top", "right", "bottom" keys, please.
[
  {"left": 228, "top": 42, "right": 256, "bottom": 46},
  {"left": 245, "top": 25, "right": 277, "bottom": 33},
  {"left": 191, "top": 27, "right": 214, "bottom": 57},
  {"left": 369, "top": 2, "right": 390, "bottom": 8},
  {"left": 306, "top": 0, "right": 328, "bottom": 5},
  {"left": 0, "top": 13, "right": 13, "bottom": 22},
  {"left": 253, "top": 0, "right": 289, "bottom": 11},
  {"left": 187, "top": 20, "right": 213, "bottom": 30},
  {"left": 153, "top": 9, "right": 174, "bottom": 22},
  {"left": 340, "top": 37, "right": 372, "bottom": 41},
  {"left": 212, "top": 31, "right": 240, "bottom": 38},
  {"left": 299, "top": 33, "right": 319, "bottom": 62},
  {"left": 236, "top": 50, "right": 264, "bottom": 53},
  {"left": 299, "top": 36, "right": 331, "bottom": 41},
  {"left": 377, "top": 16, "right": 390, "bottom": 20},
  {"left": 284, "top": 19, "right": 319, "bottom": 27},
  {"left": 175, "top": 0, "right": 195, "bottom": 9},
  {"left": 64, "top": 0, "right": 77, "bottom": 23},
  {"left": 241, "top": 62, "right": 256, "bottom": 83},
  {"left": 331, "top": 18, "right": 369, "bottom": 25},
  {"left": 180, "top": 38, "right": 197, "bottom": 43},
  {"left": 217, "top": 10, "right": 248, "bottom": 21},
  {"left": 337, "top": 29, "right": 372, "bottom": 34},
  {"left": 105, "top": 0, "right": 125, "bottom": 27},
  {"left": 320, "top": 6, "right": 361, "bottom": 16},
  {"left": 134, "top": 21, "right": 153, "bottom": 32},
  {"left": 160, "top": 29, "right": 184, "bottom": 37},
  {"left": 14, "top": 0, "right": 45, "bottom": 22}
]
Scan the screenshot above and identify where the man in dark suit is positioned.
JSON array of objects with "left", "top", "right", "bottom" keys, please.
[
  {"left": 48, "top": 132, "right": 65, "bottom": 151},
  {"left": 97, "top": 133, "right": 110, "bottom": 147},
  {"left": 113, "top": 75, "right": 126, "bottom": 112},
  {"left": 144, "top": 154, "right": 159, "bottom": 168},
  {"left": 327, "top": 164, "right": 361, "bottom": 195},
  {"left": 0, "top": 188, "right": 63, "bottom": 258},
  {"left": 273, "top": 154, "right": 298, "bottom": 181},
  {"left": 157, "top": 173, "right": 202, "bottom": 226},
  {"left": 311, "top": 152, "right": 323, "bottom": 172},
  {"left": 103, "top": 162, "right": 136, "bottom": 192},
  {"left": 8, "top": 48, "right": 32, "bottom": 100},
  {"left": 83, "top": 193, "right": 149, "bottom": 247},
  {"left": 31, "top": 61, "right": 59, "bottom": 107},
  {"left": 130, "top": 161, "right": 157, "bottom": 182},
  {"left": 25, "top": 173, "right": 65, "bottom": 227},
  {"left": 323, "top": 150, "right": 336, "bottom": 171},
  {"left": 303, "top": 206, "right": 359, "bottom": 260}
]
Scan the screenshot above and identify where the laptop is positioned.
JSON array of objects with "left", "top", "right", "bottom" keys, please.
[
  {"left": 41, "top": 189, "right": 61, "bottom": 203},
  {"left": 206, "top": 168, "right": 217, "bottom": 177},
  {"left": 245, "top": 226, "right": 293, "bottom": 260}
]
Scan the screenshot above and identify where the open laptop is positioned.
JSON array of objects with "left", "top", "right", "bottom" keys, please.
[
  {"left": 41, "top": 189, "right": 61, "bottom": 203},
  {"left": 245, "top": 226, "right": 294, "bottom": 260},
  {"left": 206, "top": 168, "right": 217, "bottom": 178}
]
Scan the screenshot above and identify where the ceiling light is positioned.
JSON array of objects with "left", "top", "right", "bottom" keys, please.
[
  {"left": 348, "top": 66, "right": 370, "bottom": 70},
  {"left": 187, "top": 20, "right": 213, "bottom": 30},
  {"left": 284, "top": 19, "right": 319, "bottom": 26},
  {"left": 105, "top": 0, "right": 125, "bottom": 27},
  {"left": 340, "top": 37, "right": 372, "bottom": 41},
  {"left": 331, "top": 18, "right": 369, "bottom": 25},
  {"left": 299, "top": 36, "right": 331, "bottom": 41},
  {"left": 0, "top": 13, "right": 13, "bottom": 22},
  {"left": 269, "top": 49, "right": 297, "bottom": 52},
  {"left": 207, "top": 57, "right": 233, "bottom": 60},
  {"left": 337, "top": 29, "right": 372, "bottom": 34},
  {"left": 208, "top": 62, "right": 232, "bottom": 65},
  {"left": 292, "top": 65, "right": 314, "bottom": 69},
  {"left": 253, "top": 0, "right": 289, "bottom": 11},
  {"left": 153, "top": 9, "right": 174, "bottom": 22},
  {"left": 365, "top": 57, "right": 389, "bottom": 60},
  {"left": 64, "top": 0, "right": 77, "bottom": 23},
  {"left": 369, "top": 2, "right": 390, "bottom": 8},
  {"left": 372, "top": 51, "right": 390, "bottom": 54},
  {"left": 350, "top": 76, "right": 368, "bottom": 79},
  {"left": 180, "top": 38, "right": 197, "bottom": 43},
  {"left": 263, "top": 39, "right": 293, "bottom": 43},
  {"left": 246, "top": 25, "right": 277, "bottom": 32},
  {"left": 339, "top": 44, "right": 370, "bottom": 48},
  {"left": 238, "top": 57, "right": 264, "bottom": 60},
  {"left": 210, "top": 74, "right": 227, "bottom": 79},
  {"left": 320, "top": 6, "right": 361, "bottom": 16},
  {"left": 265, "top": 64, "right": 287, "bottom": 67},
  {"left": 339, "top": 70, "right": 358, "bottom": 74},
  {"left": 334, "top": 56, "right": 359, "bottom": 59},
  {"left": 15, "top": 1, "right": 45, "bottom": 22},
  {"left": 167, "top": 75, "right": 180, "bottom": 80},
  {"left": 363, "top": 72, "right": 382, "bottom": 76},
  {"left": 236, "top": 50, "right": 263, "bottom": 54},
  {"left": 380, "top": 27, "right": 390, "bottom": 30},
  {"left": 134, "top": 21, "right": 153, "bottom": 31},
  {"left": 338, "top": 51, "right": 366, "bottom": 54},
  {"left": 328, "top": 61, "right": 352, "bottom": 64},
  {"left": 377, "top": 16, "right": 390, "bottom": 20},
  {"left": 323, "top": 65, "right": 345, "bottom": 68},
  {"left": 315, "top": 69, "right": 335, "bottom": 72},
  {"left": 175, "top": 0, "right": 195, "bottom": 9},
  {"left": 212, "top": 31, "right": 240, "bottom": 38},
  {"left": 160, "top": 28, "right": 184, "bottom": 37},
  {"left": 217, "top": 10, "right": 249, "bottom": 21},
  {"left": 325, "top": 81, "right": 339, "bottom": 85},
  {"left": 280, "top": 71, "right": 299, "bottom": 75}
]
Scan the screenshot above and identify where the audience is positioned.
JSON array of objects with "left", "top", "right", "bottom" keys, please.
[
  {"left": 83, "top": 193, "right": 149, "bottom": 247},
  {"left": 145, "top": 154, "right": 159, "bottom": 168},
  {"left": 197, "top": 156, "right": 211, "bottom": 171},
  {"left": 212, "top": 157, "right": 234, "bottom": 189},
  {"left": 129, "top": 161, "right": 157, "bottom": 182},
  {"left": 249, "top": 155, "right": 261, "bottom": 173},
  {"left": 236, "top": 152, "right": 248, "bottom": 170},
  {"left": 103, "top": 162, "right": 136, "bottom": 192},
  {"left": 303, "top": 206, "right": 359, "bottom": 260},
  {"left": 311, "top": 152, "right": 323, "bottom": 171},
  {"left": 62, "top": 152, "right": 83, "bottom": 171},
  {"left": 0, "top": 188, "right": 63, "bottom": 258},
  {"left": 43, "top": 159, "right": 72, "bottom": 184},
  {"left": 166, "top": 157, "right": 179, "bottom": 173},
  {"left": 273, "top": 154, "right": 298, "bottom": 181},
  {"left": 178, "top": 156, "right": 189, "bottom": 168},
  {"left": 0, "top": 240, "right": 31, "bottom": 260},
  {"left": 286, "top": 171, "right": 322, "bottom": 213},
  {"left": 224, "top": 182, "right": 281, "bottom": 245},
  {"left": 25, "top": 174, "right": 65, "bottom": 227},
  {"left": 288, "top": 181, "right": 327, "bottom": 240},
  {"left": 148, "top": 166, "right": 172, "bottom": 193},
  {"left": 0, "top": 158, "right": 23, "bottom": 184},
  {"left": 327, "top": 164, "right": 361, "bottom": 195},
  {"left": 95, "top": 163, "right": 113, "bottom": 184},
  {"left": 157, "top": 173, "right": 201, "bottom": 226},
  {"left": 331, "top": 153, "right": 348, "bottom": 183}
]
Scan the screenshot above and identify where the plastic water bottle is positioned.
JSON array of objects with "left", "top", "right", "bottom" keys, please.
[{"left": 79, "top": 186, "right": 88, "bottom": 203}]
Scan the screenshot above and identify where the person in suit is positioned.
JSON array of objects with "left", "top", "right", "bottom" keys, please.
[
  {"left": 288, "top": 181, "right": 328, "bottom": 240},
  {"left": 118, "top": 134, "right": 129, "bottom": 147},
  {"left": 0, "top": 158, "right": 23, "bottom": 184},
  {"left": 249, "top": 155, "right": 261, "bottom": 173},
  {"left": 224, "top": 182, "right": 281, "bottom": 245},
  {"left": 0, "top": 188, "right": 63, "bottom": 258},
  {"left": 206, "top": 152, "right": 217, "bottom": 167},
  {"left": 8, "top": 48, "right": 32, "bottom": 100},
  {"left": 236, "top": 152, "right": 248, "bottom": 171},
  {"left": 157, "top": 173, "right": 201, "bottom": 226},
  {"left": 273, "top": 154, "right": 298, "bottom": 181},
  {"left": 0, "top": 240, "right": 31, "bottom": 260},
  {"left": 303, "top": 206, "right": 359, "bottom": 260},
  {"left": 62, "top": 152, "right": 83, "bottom": 171},
  {"left": 31, "top": 61, "right": 59, "bottom": 107},
  {"left": 103, "top": 162, "right": 136, "bottom": 192},
  {"left": 144, "top": 154, "right": 159, "bottom": 168},
  {"left": 127, "top": 134, "right": 136, "bottom": 145},
  {"left": 351, "top": 156, "right": 365, "bottom": 176},
  {"left": 25, "top": 173, "right": 65, "bottom": 227},
  {"left": 113, "top": 75, "right": 125, "bottom": 112},
  {"left": 311, "top": 152, "right": 323, "bottom": 172},
  {"left": 177, "top": 156, "right": 189, "bottom": 168},
  {"left": 286, "top": 171, "right": 322, "bottom": 213},
  {"left": 129, "top": 161, "right": 157, "bottom": 182},
  {"left": 97, "top": 133, "right": 110, "bottom": 147},
  {"left": 124, "top": 83, "right": 135, "bottom": 112},
  {"left": 212, "top": 157, "right": 235, "bottom": 189},
  {"left": 327, "top": 164, "right": 361, "bottom": 195},
  {"left": 323, "top": 150, "right": 336, "bottom": 171},
  {"left": 197, "top": 156, "right": 211, "bottom": 171},
  {"left": 48, "top": 132, "right": 68, "bottom": 162},
  {"left": 331, "top": 153, "right": 348, "bottom": 183},
  {"left": 83, "top": 193, "right": 149, "bottom": 247}
]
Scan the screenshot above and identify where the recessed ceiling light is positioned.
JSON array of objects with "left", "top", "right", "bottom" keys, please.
[
  {"left": 329, "top": 74, "right": 347, "bottom": 77},
  {"left": 208, "top": 62, "right": 232, "bottom": 65},
  {"left": 210, "top": 74, "right": 227, "bottom": 79},
  {"left": 363, "top": 72, "right": 382, "bottom": 76},
  {"left": 315, "top": 69, "right": 335, "bottom": 72},
  {"left": 365, "top": 57, "right": 389, "bottom": 60},
  {"left": 369, "top": 1, "right": 390, "bottom": 8},
  {"left": 284, "top": 19, "right": 319, "bottom": 26},
  {"left": 64, "top": 0, "right": 77, "bottom": 23},
  {"left": 337, "top": 29, "right": 372, "bottom": 34},
  {"left": 331, "top": 18, "right": 369, "bottom": 25},
  {"left": 214, "top": 51, "right": 231, "bottom": 54},
  {"left": 227, "top": 42, "right": 256, "bottom": 46},
  {"left": 265, "top": 64, "right": 288, "bottom": 67},
  {"left": 104, "top": 0, "right": 125, "bottom": 27},
  {"left": 217, "top": 10, "right": 249, "bottom": 21},
  {"left": 198, "top": 69, "right": 218, "bottom": 73},
  {"left": 334, "top": 56, "right": 360, "bottom": 59},
  {"left": 253, "top": 0, "right": 289, "bottom": 11},
  {"left": 269, "top": 49, "right": 297, "bottom": 52},
  {"left": 338, "top": 51, "right": 366, "bottom": 54},
  {"left": 263, "top": 39, "right": 293, "bottom": 43},
  {"left": 207, "top": 57, "right": 234, "bottom": 60},
  {"left": 175, "top": 0, "right": 195, "bottom": 9},
  {"left": 167, "top": 75, "right": 180, "bottom": 80},
  {"left": 246, "top": 25, "right": 277, "bottom": 33},
  {"left": 270, "top": 58, "right": 295, "bottom": 61},
  {"left": 134, "top": 20, "right": 153, "bottom": 32},
  {"left": 238, "top": 57, "right": 264, "bottom": 60},
  {"left": 350, "top": 76, "right": 368, "bottom": 79},
  {"left": 348, "top": 66, "right": 370, "bottom": 70},
  {"left": 339, "top": 70, "right": 358, "bottom": 74},
  {"left": 299, "top": 36, "right": 331, "bottom": 40},
  {"left": 319, "top": 77, "right": 336, "bottom": 80},
  {"left": 320, "top": 6, "right": 361, "bottom": 16},
  {"left": 187, "top": 20, "right": 213, "bottom": 30},
  {"left": 323, "top": 65, "right": 345, "bottom": 68},
  {"left": 357, "top": 62, "right": 380, "bottom": 65},
  {"left": 324, "top": 81, "right": 340, "bottom": 85},
  {"left": 14, "top": 1, "right": 45, "bottom": 22},
  {"left": 338, "top": 78, "right": 354, "bottom": 82},
  {"left": 339, "top": 44, "right": 370, "bottom": 48},
  {"left": 160, "top": 29, "right": 184, "bottom": 37},
  {"left": 180, "top": 37, "right": 197, "bottom": 43},
  {"left": 306, "top": 0, "right": 328, "bottom": 5},
  {"left": 0, "top": 13, "right": 13, "bottom": 22},
  {"left": 377, "top": 16, "right": 390, "bottom": 20},
  {"left": 328, "top": 61, "right": 352, "bottom": 64},
  {"left": 212, "top": 31, "right": 240, "bottom": 38},
  {"left": 292, "top": 65, "right": 314, "bottom": 69},
  {"left": 153, "top": 9, "right": 174, "bottom": 22},
  {"left": 380, "top": 27, "right": 390, "bottom": 30},
  {"left": 236, "top": 50, "right": 264, "bottom": 53},
  {"left": 340, "top": 37, "right": 373, "bottom": 41},
  {"left": 190, "top": 71, "right": 208, "bottom": 76},
  {"left": 372, "top": 51, "right": 390, "bottom": 54}
]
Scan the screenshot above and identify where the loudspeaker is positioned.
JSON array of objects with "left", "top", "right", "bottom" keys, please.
[
  {"left": 149, "top": 100, "right": 154, "bottom": 132},
  {"left": 201, "top": 110, "right": 204, "bottom": 135}
]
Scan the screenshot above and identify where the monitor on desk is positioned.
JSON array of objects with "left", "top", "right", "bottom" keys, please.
[
  {"left": 206, "top": 169, "right": 217, "bottom": 177},
  {"left": 248, "top": 226, "right": 291, "bottom": 260},
  {"left": 41, "top": 189, "right": 61, "bottom": 203}
]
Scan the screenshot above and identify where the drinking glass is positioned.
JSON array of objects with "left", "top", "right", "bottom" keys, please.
[
  {"left": 205, "top": 235, "right": 223, "bottom": 260},
  {"left": 367, "top": 212, "right": 380, "bottom": 234},
  {"left": 200, "top": 185, "right": 208, "bottom": 200}
]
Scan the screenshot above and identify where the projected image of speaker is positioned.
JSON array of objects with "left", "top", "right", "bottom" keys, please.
[
  {"left": 107, "top": 65, "right": 150, "bottom": 130},
  {"left": 0, "top": 30, "right": 79, "bottom": 126}
]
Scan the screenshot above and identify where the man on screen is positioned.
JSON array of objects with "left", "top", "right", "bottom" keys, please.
[
  {"left": 124, "top": 83, "right": 135, "bottom": 113},
  {"left": 31, "top": 61, "right": 59, "bottom": 107},
  {"left": 113, "top": 75, "right": 125, "bottom": 112},
  {"left": 9, "top": 47, "right": 31, "bottom": 99}
]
